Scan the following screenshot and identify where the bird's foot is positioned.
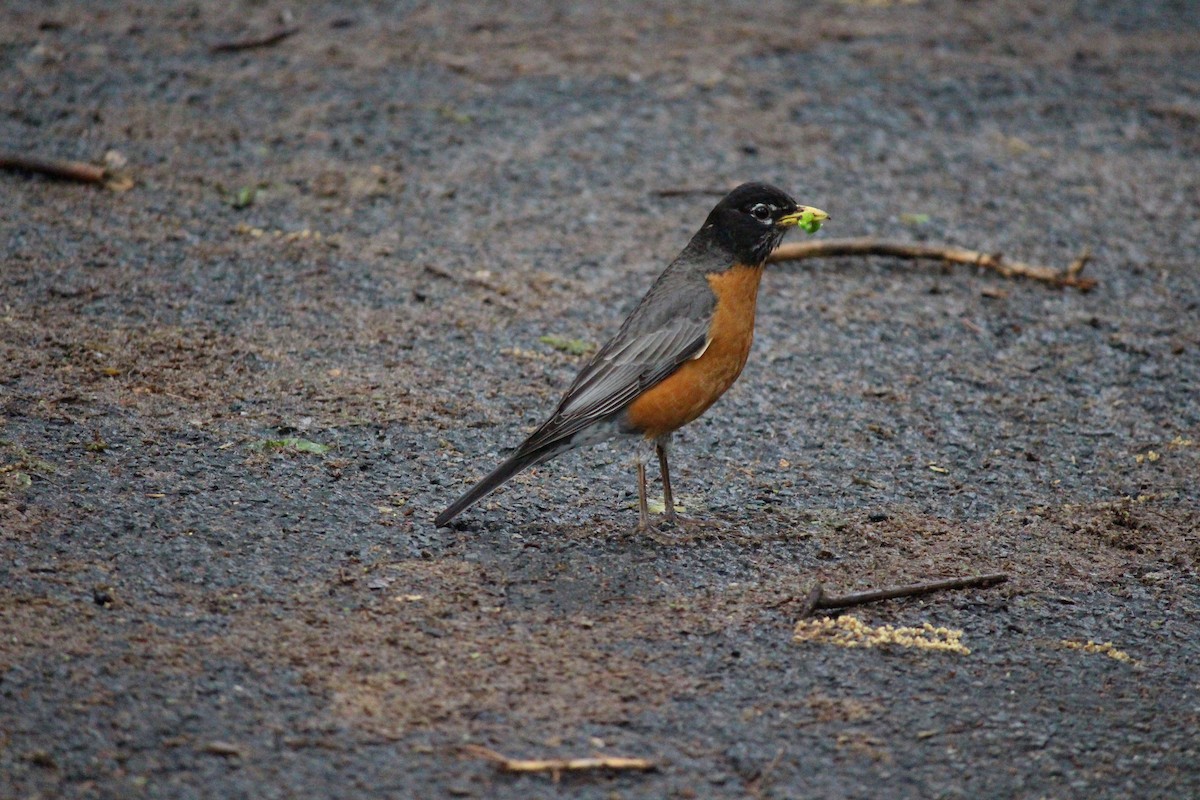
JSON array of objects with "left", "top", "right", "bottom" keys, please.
[
  {"left": 633, "top": 521, "right": 681, "bottom": 544},
  {"left": 633, "top": 511, "right": 702, "bottom": 543},
  {"left": 659, "top": 509, "right": 701, "bottom": 530}
]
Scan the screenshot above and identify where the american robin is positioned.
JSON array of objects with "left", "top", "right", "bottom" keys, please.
[{"left": 435, "top": 182, "right": 828, "bottom": 531}]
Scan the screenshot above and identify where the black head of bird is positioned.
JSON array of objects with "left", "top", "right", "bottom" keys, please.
[{"left": 701, "top": 182, "right": 826, "bottom": 265}]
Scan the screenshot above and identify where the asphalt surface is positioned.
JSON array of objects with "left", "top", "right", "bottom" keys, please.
[{"left": 2, "top": 2, "right": 1198, "bottom": 798}]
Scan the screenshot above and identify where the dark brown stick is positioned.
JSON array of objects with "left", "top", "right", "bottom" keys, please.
[
  {"left": 210, "top": 26, "right": 300, "bottom": 53},
  {"left": 769, "top": 237, "right": 1096, "bottom": 291},
  {"left": 0, "top": 153, "right": 106, "bottom": 185},
  {"left": 794, "top": 573, "right": 1009, "bottom": 618},
  {"left": 652, "top": 187, "right": 728, "bottom": 198}
]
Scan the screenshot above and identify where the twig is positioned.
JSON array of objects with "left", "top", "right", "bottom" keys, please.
[
  {"left": 769, "top": 237, "right": 1097, "bottom": 291},
  {"left": 422, "top": 264, "right": 457, "bottom": 281},
  {"left": 200, "top": 740, "right": 245, "bottom": 757},
  {"left": 652, "top": 187, "right": 728, "bottom": 198},
  {"left": 960, "top": 317, "right": 983, "bottom": 335},
  {"left": 0, "top": 153, "right": 106, "bottom": 185},
  {"left": 1066, "top": 246, "right": 1092, "bottom": 279},
  {"left": 785, "top": 573, "right": 1008, "bottom": 618},
  {"left": 210, "top": 26, "right": 300, "bottom": 53},
  {"left": 463, "top": 745, "right": 656, "bottom": 780},
  {"left": 747, "top": 746, "right": 786, "bottom": 799}
]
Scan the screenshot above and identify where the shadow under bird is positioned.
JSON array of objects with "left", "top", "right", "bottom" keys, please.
[{"left": 436, "top": 182, "right": 829, "bottom": 531}]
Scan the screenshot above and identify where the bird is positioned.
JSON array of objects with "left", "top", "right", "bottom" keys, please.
[{"left": 435, "top": 182, "right": 828, "bottom": 531}]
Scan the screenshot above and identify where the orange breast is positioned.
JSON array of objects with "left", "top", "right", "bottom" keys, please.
[{"left": 624, "top": 264, "right": 764, "bottom": 439}]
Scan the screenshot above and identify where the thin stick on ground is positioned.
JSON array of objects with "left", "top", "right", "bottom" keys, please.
[
  {"left": 463, "top": 745, "right": 656, "bottom": 780},
  {"left": 0, "top": 153, "right": 107, "bottom": 185},
  {"left": 210, "top": 26, "right": 301, "bottom": 53},
  {"left": 652, "top": 187, "right": 728, "bottom": 198},
  {"left": 1066, "top": 246, "right": 1092, "bottom": 279},
  {"left": 769, "top": 237, "right": 1096, "bottom": 291},
  {"left": 785, "top": 573, "right": 1009, "bottom": 618}
]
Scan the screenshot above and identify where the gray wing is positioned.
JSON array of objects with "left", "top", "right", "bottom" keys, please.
[
  {"left": 515, "top": 262, "right": 718, "bottom": 452},
  {"left": 557, "top": 316, "right": 711, "bottom": 418}
]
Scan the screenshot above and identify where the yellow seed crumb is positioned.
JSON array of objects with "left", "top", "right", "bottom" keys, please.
[
  {"left": 1060, "top": 639, "right": 1138, "bottom": 665},
  {"left": 794, "top": 615, "right": 969, "bottom": 654}
]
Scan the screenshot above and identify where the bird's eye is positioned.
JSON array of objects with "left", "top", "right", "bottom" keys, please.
[{"left": 750, "top": 203, "right": 772, "bottom": 222}]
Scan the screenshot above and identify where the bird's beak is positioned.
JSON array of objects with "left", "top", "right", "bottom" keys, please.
[{"left": 778, "top": 206, "right": 830, "bottom": 227}]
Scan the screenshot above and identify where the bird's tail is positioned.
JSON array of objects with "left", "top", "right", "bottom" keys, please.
[{"left": 434, "top": 440, "right": 570, "bottom": 527}]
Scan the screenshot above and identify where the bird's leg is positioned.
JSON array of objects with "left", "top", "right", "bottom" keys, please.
[
  {"left": 656, "top": 435, "right": 678, "bottom": 525},
  {"left": 636, "top": 454, "right": 652, "bottom": 533},
  {"left": 634, "top": 438, "right": 681, "bottom": 540}
]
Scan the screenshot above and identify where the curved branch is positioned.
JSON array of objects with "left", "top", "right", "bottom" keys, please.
[
  {"left": 769, "top": 237, "right": 1096, "bottom": 291},
  {"left": 1, "top": 152, "right": 134, "bottom": 192},
  {"left": 0, "top": 153, "right": 106, "bottom": 185}
]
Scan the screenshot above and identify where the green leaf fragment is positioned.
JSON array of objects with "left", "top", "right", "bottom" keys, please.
[
  {"left": 289, "top": 438, "right": 331, "bottom": 454},
  {"left": 227, "top": 186, "right": 257, "bottom": 209},
  {"left": 436, "top": 105, "right": 472, "bottom": 124},
  {"left": 252, "top": 437, "right": 331, "bottom": 455},
  {"left": 539, "top": 335, "right": 595, "bottom": 356},
  {"left": 646, "top": 498, "right": 687, "bottom": 515}
]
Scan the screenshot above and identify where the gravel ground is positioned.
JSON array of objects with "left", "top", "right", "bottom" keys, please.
[{"left": 2, "top": 1, "right": 1198, "bottom": 798}]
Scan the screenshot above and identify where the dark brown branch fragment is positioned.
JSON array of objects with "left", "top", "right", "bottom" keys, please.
[
  {"left": 210, "top": 26, "right": 300, "bottom": 53},
  {"left": 791, "top": 573, "right": 1009, "bottom": 618},
  {"left": 652, "top": 187, "right": 728, "bottom": 198},
  {"left": 769, "top": 237, "right": 1096, "bottom": 291},
  {"left": 0, "top": 153, "right": 106, "bottom": 185}
]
